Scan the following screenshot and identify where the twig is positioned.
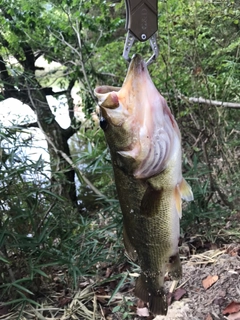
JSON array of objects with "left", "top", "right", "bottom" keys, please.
[
  {"left": 72, "top": 21, "right": 95, "bottom": 100},
  {"left": 99, "top": 303, "right": 107, "bottom": 320},
  {"left": 178, "top": 93, "right": 240, "bottom": 108},
  {"left": 36, "top": 201, "right": 56, "bottom": 233},
  {"left": 177, "top": 277, "right": 191, "bottom": 289},
  {"left": 52, "top": 28, "right": 95, "bottom": 101},
  {"left": 169, "top": 280, "right": 179, "bottom": 293}
]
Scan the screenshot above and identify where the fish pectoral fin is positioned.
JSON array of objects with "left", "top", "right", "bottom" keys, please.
[
  {"left": 174, "top": 186, "right": 182, "bottom": 218},
  {"left": 178, "top": 178, "right": 194, "bottom": 202},
  {"left": 140, "top": 186, "right": 163, "bottom": 217},
  {"left": 167, "top": 253, "right": 182, "bottom": 280},
  {"left": 135, "top": 274, "right": 168, "bottom": 316},
  {"left": 123, "top": 226, "right": 138, "bottom": 261},
  {"left": 175, "top": 178, "right": 193, "bottom": 218}
]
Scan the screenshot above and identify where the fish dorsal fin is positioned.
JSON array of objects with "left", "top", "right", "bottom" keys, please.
[
  {"left": 178, "top": 178, "right": 194, "bottom": 202},
  {"left": 140, "top": 186, "right": 163, "bottom": 218}
]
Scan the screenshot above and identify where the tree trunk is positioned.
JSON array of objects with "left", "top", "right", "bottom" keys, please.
[{"left": 27, "top": 83, "right": 77, "bottom": 205}]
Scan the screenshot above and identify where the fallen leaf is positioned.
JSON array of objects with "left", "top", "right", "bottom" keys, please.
[
  {"left": 173, "top": 288, "right": 187, "bottom": 301},
  {"left": 58, "top": 297, "right": 72, "bottom": 307},
  {"left": 227, "top": 311, "right": 240, "bottom": 320},
  {"left": 105, "top": 267, "right": 113, "bottom": 278},
  {"left": 223, "top": 302, "right": 240, "bottom": 315},
  {"left": 96, "top": 295, "right": 107, "bottom": 304},
  {"left": 0, "top": 305, "right": 9, "bottom": 316},
  {"left": 205, "top": 313, "right": 213, "bottom": 320},
  {"left": 137, "top": 307, "right": 150, "bottom": 317},
  {"left": 79, "top": 280, "right": 90, "bottom": 288},
  {"left": 225, "top": 244, "right": 240, "bottom": 257},
  {"left": 213, "top": 289, "right": 226, "bottom": 305},
  {"left": 202, "top": 275, "right": 219, "bottom": 290}
]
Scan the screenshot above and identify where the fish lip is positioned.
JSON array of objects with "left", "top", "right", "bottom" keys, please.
[
  {"left": 94, "top": 86, "right": 120, "bottom": 95},
  {"left": 127, "top": 54, "right": 147, "bottom": 78}
]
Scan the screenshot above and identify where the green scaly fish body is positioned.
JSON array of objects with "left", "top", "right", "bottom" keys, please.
[{"left": 94, "top": 54, "right": 193, "bottom": 315}]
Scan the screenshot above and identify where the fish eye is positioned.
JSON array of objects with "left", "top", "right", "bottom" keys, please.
[{"left": 99, "top": 117, "right": 108, "bottom": 131}]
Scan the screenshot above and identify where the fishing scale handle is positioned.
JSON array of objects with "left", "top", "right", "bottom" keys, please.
[{"left": 125, "top": 0, "right": 158, "bottom": 42}]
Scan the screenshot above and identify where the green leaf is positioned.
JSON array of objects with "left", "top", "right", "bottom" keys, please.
[
  {"left": 13, "top": 284, "right": 34, "bottom": 295},
  {"left": 112, "top": 305, "right": 121, "bottom": 313},
  {"left": 108, "top": 272, "right": 128, "bottom": 305},
  {"left": 0, "top": 255, "right": 9, "bottom": 263}
]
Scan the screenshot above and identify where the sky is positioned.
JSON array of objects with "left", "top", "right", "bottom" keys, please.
[
  {"left": 0, "top": 95, "right": 71, "bottom": 163},
  {"left": 0, "top": 57, "right": 85, "bottom": 175}
]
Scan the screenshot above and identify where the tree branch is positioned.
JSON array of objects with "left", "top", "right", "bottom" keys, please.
[
  {"left": 41, "top": 87, "right": 68, "bottom": 96},
  {"left": 21, "top": 44, "right": 36, "bottom": 71},
  {"left": 66, "top": 78, "right": 76, "bottom": 122},
  {"left": 16, "top": 122, "right": 39, "bottom": 129},
  {"left": 52, "top": 25, "right": 95, "bottom": 102},
  {"left": 179, "top": 94, "right": 240, "bottom": 109}
]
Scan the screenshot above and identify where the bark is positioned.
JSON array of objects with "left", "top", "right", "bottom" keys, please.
[{"left": 32, "top": 85, "right": 77, "bottom": 204}]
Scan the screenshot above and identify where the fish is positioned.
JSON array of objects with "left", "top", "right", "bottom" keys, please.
[{"left": 94, "top": 54, "right": 193, "bottom": 315}]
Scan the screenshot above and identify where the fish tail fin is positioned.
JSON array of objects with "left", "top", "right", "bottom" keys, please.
[
  {"left": 135, "top": 274, "right": 168, "bottom": 315},
  {"left": 134, "top": 273, "right": 149, "bottom": 303},
  {"left": 167, "top": 253, "right": 182, "bottom": 280},
  {"left": 149, "top": 292, "right": 168, "bottom": 316}
]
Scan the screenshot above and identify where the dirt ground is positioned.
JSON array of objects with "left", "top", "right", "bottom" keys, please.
[{"left": 153, "top": 246, "right": 240, "bottom": 320}]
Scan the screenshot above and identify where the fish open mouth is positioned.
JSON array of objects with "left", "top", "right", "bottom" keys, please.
[{"left": 94, "top": 54, "right": 179, "bottom": 179}]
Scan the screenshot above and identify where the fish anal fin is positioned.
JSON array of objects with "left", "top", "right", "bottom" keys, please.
[
  {"left": 174, "top": 186, "right": 182, "bottom": 218},
  {"left": 123, "top": 226, "right": 138, "bottom": 261},
  {"left": 135, "top": 274, "right": 168, "bottom": 315},
  {"left": 167, "top": 253, "right": 182, "bottom": 280},
  {"left": 178, "top": 178, "right": 194, "bottom": 202}
]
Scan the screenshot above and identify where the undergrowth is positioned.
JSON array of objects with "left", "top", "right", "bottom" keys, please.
[{"left": 0, "top": 124, "right": 123, "bottom": 311}]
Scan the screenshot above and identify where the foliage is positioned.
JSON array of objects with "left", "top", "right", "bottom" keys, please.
[
  {"left": 0, "top": 125, "right": 123, "bottom": 309},
  {"left": 0, "top": 0, "right": 240, "bottom": 317},
  {"left": 89, "top": 0, "right": 240, "bottom": 232}
]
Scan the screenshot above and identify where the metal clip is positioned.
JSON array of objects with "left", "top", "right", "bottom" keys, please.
[{"left": 123, "top": 0, "right": 159, "bottom": 66}]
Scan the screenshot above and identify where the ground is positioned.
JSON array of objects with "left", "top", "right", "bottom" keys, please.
[
  {"left": 154, "top": 245, "right": 240, "bottom": 320},
  {"left": 2, "top": 244, "right": 240, "bottom": 320}
]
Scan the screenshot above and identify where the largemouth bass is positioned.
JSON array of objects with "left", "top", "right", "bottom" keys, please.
[{"left": 94, "top": 54, "right": 193, "bottom": 315}]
